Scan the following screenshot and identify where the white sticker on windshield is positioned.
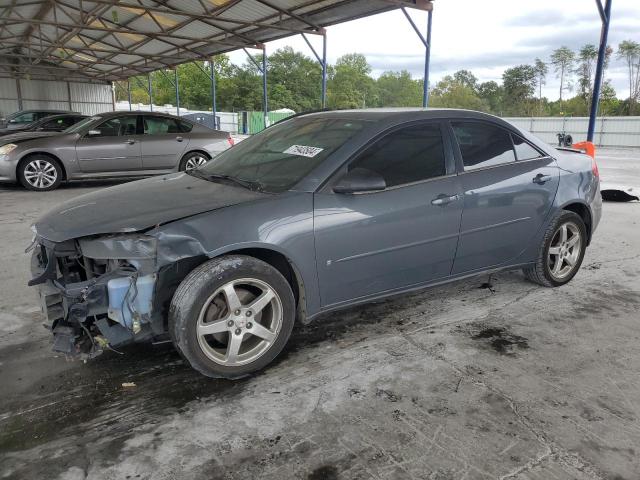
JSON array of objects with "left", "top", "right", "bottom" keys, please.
[{"left": 283, "top": 145, "right": 324, "bottom": 158}]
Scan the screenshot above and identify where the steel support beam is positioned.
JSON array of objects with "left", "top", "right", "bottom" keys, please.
[
  {"left": 322, "top": 32, "right": 327, "bottom": 108},
  {"left": 587, "top": 0, "right": 612, "bottom": 143},
  {"left": 127, "top": 77, "right": 132, "bottom": 111},
  {"left": 262, "top": 45, "right": 268, "bottom": 126},
  {"left": 242, "top": 46, "right": 268, "bottom": 127},
  {"left": 190, "top": 60, "right": 219, "bottom": 128},
  {"left": 175, "top": 68, "right": 180, "bottom": 116},
  {"left": 148, "top": 73, "right": 153, "bottom": 111},
  {"left": 302, "top": 29, "right": 327, "bottom": 108},
  {"left": 211, "top": 59, "right": 218, "bottom": 129},
  {"left": 401, "top": 4, "right": 433, "bottom": 107},
  {"left": 424, "top": 8, "right": 432, "bottom": 107}
]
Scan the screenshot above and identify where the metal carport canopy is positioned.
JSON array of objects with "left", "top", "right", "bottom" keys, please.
[{"left": 0, "top": 0, "right": 432, "bottom": 82}]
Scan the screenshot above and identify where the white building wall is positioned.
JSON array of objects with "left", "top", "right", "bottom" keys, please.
[
  {"left": 0, "top": 78, "right": 20, "bottom": 118},
  {"left": 0, "top": 78, "right": 113, "bottom": 117},
  {"left": 505, "top": 116, "right": 640, "bottom": 147}
]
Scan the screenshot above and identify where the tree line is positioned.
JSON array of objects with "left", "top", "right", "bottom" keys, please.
[{"left": 115, "top": 40, "right": 640, "bottom": 117}]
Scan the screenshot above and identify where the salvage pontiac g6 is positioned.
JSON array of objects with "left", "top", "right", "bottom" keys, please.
[{"left": 29, "top": 109, "right": 601, "bottom": 378}]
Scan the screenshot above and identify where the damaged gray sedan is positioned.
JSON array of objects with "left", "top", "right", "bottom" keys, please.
[{"left": 29, "top": 109, "right": 601, "bottom": 378}]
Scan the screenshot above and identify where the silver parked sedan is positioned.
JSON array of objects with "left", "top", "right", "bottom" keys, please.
[{"left": 0, "top": 111, "right": 233, "bottom": 191}]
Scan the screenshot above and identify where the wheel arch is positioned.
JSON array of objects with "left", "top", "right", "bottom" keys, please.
[
  {"left": 17, "top": 151, "right": 67, "bottom": 181},
  {"left": 221, "top": 247, "right": 308, "bottom": 323},
  {"left": 182, "top": 149, "right": 211, "bottom": 161},
  {"left": 560, "top": 201, "right": 592, "bottom": 244}
]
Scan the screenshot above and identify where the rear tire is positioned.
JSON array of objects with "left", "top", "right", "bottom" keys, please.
[
  {"left": 169, "top": 255, "right": 295, "bottom": 379},
  {"left": 523, "top": 210, "right": 587, "bottom": 287},
  {"left": 179, "top": 151, "right": 210, "bottom": 171},
  {"left": 17, "top": 155, "right": 63, "bottom": 191}
]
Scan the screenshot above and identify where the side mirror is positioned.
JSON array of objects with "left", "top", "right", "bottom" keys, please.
[
  {"left": 87, "top": 129, "right": 101, "bottom": 137},
  {"left": 333, "top": 168, "right": 386, "bottom": 194}
]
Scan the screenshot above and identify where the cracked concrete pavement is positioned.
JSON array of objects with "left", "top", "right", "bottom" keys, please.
[{"left": 1, "top": 149, "right": 639, "bottom": 479}]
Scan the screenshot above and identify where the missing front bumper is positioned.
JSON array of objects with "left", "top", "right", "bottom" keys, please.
[{"left": 30, "top": 237, "right": 158, "bottom": 359}]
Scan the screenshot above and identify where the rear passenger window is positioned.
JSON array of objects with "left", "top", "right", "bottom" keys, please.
[
  {"left": 348, "top": 123, "right": 446, "bottom": 188},
  {"left": 95, "top": 116, "right": 138, "bottom": 137},
  {"left": 512, "top": 134, "right": 542, "bottom": 160},
  {"left": 179, "top": 120, "right": 194, "bottom": 133},
  {"left": 143, "top": 116, "right": 181, "bottom": 135},
  {"left": 452, "top": 121, "right": 515, "bottom": 171}
]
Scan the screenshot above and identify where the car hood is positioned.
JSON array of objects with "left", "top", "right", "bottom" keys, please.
[
  {"left": 34, "top": 172, "right": 268, "bottom": 242},
  {"left": 0, "top": 130, "right": 60, "bottom": 144}
]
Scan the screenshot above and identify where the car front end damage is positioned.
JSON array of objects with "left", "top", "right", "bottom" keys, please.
[{"left": 29, "top": 233, "right": 166, "bottom": 358}]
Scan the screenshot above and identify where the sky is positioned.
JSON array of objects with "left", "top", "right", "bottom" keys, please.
[{"left": 227, "top": 0, "right": 640, "bottom": 100}]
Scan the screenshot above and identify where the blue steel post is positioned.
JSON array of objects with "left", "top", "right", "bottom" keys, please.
[
  {"left": 587, "top": 0, "right": 612, "bottom": 143},
  {"left": 210, "top": 57, "right": 218, "bottom": 129},
  {"left": 322, "top": 29, "right": 327, "bottom": 108},
  {"left": 423, "top": 8, "right": 433, "bottom": 107},
  {"left": 148, "top": 73, "right": 153, "bottom": 112},
  {"left": 401, "top": 5, "right": 433, "bottom": 108},
  {"left": 127, "top": 78, "right": 132, "bottom": 111},
  {"left": 261, "top": 45, "right": 268, "bottom": 127},
  {"left": 175, "top": 68, "right": 180, "bottom": 116}
]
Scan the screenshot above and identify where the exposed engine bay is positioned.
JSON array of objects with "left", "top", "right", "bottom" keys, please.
[{"left": 29, "top": 233, "right": 166, "bottom": 359}]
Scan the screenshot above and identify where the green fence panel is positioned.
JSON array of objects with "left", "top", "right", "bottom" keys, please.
[{"left": 240, "top": 111, "right": 295, "bottom": 134}]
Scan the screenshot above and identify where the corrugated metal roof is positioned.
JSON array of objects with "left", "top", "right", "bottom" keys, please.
[{"left": 0, "top": 0, "right": 432, "bottom": 82}]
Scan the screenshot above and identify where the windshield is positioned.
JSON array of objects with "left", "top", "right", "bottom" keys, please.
[
  {"left": 64, "top": 116, "right": 100, "bottom": 133},
  {"left": 197, "top": 116, "right": 368, "bottom": 192}
]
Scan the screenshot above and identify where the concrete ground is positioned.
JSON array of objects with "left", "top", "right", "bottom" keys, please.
[{"left": 1, "top": 149, "right": 639, "bottom": 480}]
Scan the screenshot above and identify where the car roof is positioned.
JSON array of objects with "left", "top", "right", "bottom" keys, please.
[
  {"left": 291, "top": 108, "right": 523, "bottom": 135},
  {"left": 13, "top": 109, "right": 71, "bottom": 114},
  {"left": 37, "top": 113, "right": 87, "bottom": 120},
  {"left": 297, "top": 108, "right": 503, "bottom": 122},
  {"left": 96, "top": 110, "right": 185, "bottom": 120}
]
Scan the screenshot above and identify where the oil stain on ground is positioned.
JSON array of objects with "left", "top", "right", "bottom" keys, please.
[
  {"left": 472, "top": 327, "right": 529, "bottom": 355},
  {"left": 308, "top": 465, "right": 339, "bottom": 480}
]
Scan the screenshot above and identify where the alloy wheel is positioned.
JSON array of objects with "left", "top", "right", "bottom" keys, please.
[
  {"left": 23, "top": 159, "right": 57, "bottom": 189},
  {"left": 185, "top": 155, "right": 208, "bottom": 170},
  {"left": 548, "top": 221, "right": 582, "bottom": 280},
  {"left": 196, "top": 278, "right": 283, "bottom": 366}
]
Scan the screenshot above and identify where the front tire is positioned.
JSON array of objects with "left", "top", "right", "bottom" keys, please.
[
  {"left": 169, "top": 255, "right": 295, "bottom": 379},
  {"left": 18, "top": 155, "right": 63, "bottom": 191},
  {"left": 523, "top": 210, "right": 587, "bottom": 287}
]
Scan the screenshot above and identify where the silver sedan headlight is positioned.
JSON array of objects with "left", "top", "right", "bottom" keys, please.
[{"left": 0, "top": 143, "right": 17, "bottom": 156}]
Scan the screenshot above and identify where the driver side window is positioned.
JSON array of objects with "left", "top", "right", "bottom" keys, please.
[
  {"left": 348, "top": 123, "right": 446, "bottom": 188},
  {"left": 12, "top": 112, "right": 36, "bottom": 124},
  {"left": 94, "top": 116, "right": 138, "bottom": 137}
]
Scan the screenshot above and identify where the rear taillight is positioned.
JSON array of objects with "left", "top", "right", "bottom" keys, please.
[
  {"left": 592, "top": 157, "right": 599, "bottom": 178},
  {"left": 227, "top": 135, "right": 235, "bottom": 147}
]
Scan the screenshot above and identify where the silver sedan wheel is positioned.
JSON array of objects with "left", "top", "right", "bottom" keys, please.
[
  {"left": 23, "top": 159, "right": 57, "bottom": 189},
  {"left": 185, "top": 155, "right": 208, "bottom": 170},
  {"left": 196, "top": 278, "right": 283, "bottom": 367},
  {"left": 548, "top": 221, "right": 582, "bottom": 280}
]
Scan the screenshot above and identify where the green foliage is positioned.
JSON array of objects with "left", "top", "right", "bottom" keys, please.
[
  {"left": 430, "top": 74, "right": 489, "bottom": 111},
  {"left": 113, "top": 41, "right": 638, "bottom": 118},
  {"left": 617, "top": 40, "right": 640, "bottom": 114},
  {"left": 550, "top": 46, "right": 575, "bottom": 102},
  {"left": 502, "top": 65, "right": 537, "bottom": 115},
  {"left": 376, "top": 70, "right": 423, "bottom": 107},
  {"left": 327, "top": 53, "right": 377, "bottom": 108}
]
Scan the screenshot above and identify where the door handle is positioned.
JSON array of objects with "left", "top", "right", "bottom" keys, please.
[
  {"left": 431, "top": 194, "right": 460, "bottom": 206},
  {"left": 124, "top": 139, "right": 136, "bottom": 145},
  {"left": 533, "top": 173, "right": 552, "bottom": 184},
  {"left": 175, "top": 136, "right": 184, "bottom": 142}
]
